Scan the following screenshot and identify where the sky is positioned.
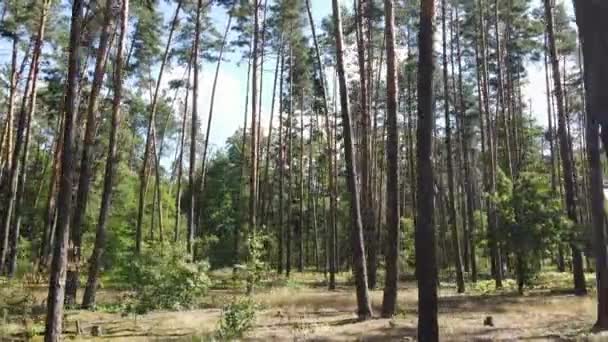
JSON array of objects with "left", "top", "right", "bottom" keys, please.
[
  {"left": 0, "top": 0, "right": 576, "bottom": 154},
  {"left": 180, "top": 0, "right": 575, "bottom": 153},
  {"left": 185, "top": 0, "right": 335, "bottom": 153}
]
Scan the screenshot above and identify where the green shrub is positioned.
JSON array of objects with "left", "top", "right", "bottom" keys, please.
[
  {"left": 216, "top": 297, "right": 257, "bottom": 340},
  {"left": 120, "top": 246, "right": 210, "bottom": 314}
]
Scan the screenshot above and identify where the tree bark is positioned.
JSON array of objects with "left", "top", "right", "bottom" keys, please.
[
  {"left": 45, "top": 0, "right": 83, "bottom": 339},
  {"left": 416, "top": 0, "right": 439, "bottom": 339},
  {"left": 187, "top": 0, "right": 203, "bottom": 255},
  {"left": 0, "top": 1, "right": 48, "bottom": 275},
  {"left": 82, "top": 0, "right": 128, "bottom": 309},
  {"left": 573, "top": 0, "right": 608, "bottom": 328},
  {"left": 441, "top": 0, "right": 465, "bottom": 293},
  {"left": 134, "top": 0, "right": 183, "bottom": 254},
  {"left": 355, "top": 0, "right": 377, "bottom": 290},
  {"left": 381, "top": 0, "right": 400, "bottom": 318},
  {"left": 305, "top": 0, "right": 337, "bottom": 289},
  {"left": 331, "top": 0, "right": 373, "bottom": 320},
  {"left": 544, "top": 0, "right": 586, "bottom": 295},
  {"left": 65, "top": 0, "right": 114, "bottom": 304}
]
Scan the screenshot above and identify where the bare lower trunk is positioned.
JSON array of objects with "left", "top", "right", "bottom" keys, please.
[
  {"left": 381, "top": 0, "right": 400, "bottom": 318},
  {"left": 65, "top": 0, "right": 114, "bottom": 304},
  {"left": 331, "top": 0, "right": 373, "bottom": 320},
  {"left": 544, "top": 0, "right": 586, "bottom": 295},
  {"left": 45, "top": 0, "right": 83, "bottom": 339},
  {"left": 441, "top": 0, "right": 465, "bottom": 293},
  {"left": 416, "top": 0, "right": 439, "bottom": 339},
  {"left": 82, "top": 0, "right": 128, "bottom": 309}
]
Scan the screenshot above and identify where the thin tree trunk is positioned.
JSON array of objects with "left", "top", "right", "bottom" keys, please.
[
  {"left": 381, "top": 0, "right": 400, "bottom": 318},
  {"left": 199, "top": 7, "right": 234, "bottom": 199},
  {"left": 174, "top": 64, "right": 192, "bottom": 243},
  {"left": 187, "top": 0, "right": 203, "bottom": 255},
  {"left": 544, "top": 0, "right": 586, "bottom": 295},
  {"left": 478, "top": 0, "right": 502, "bottom": 288},
  {"left": 135, "top": 0, "right": 183, "bottom": 254},
  {"left": 455, "top": 5, "right": 477, "bottom": 282},
  {"left": 355, "top": 0, "right": 377, "bottom": 290},
  {"left": 261, "top": 41, "right": 283, "bottom": 225},
  {"left": 331, "top": 0, "right": 373, "bottom": 320},
  {"left": 442, "top": 0, "right": 465, "bottom": 293},
  {"left": 277, "top": 51, "right": 285, "bottom": 275},
  {"left": 82, "top": 0, "right": 128, "bottom": 309},
  {"left": 298, "top": 89, "right": 305, "bottom": 272},
  {"left": 45, "top": 0, "right": 83, "bottom": 338},
  {"left": 65, "top": 0, "right": 114, "bottom": 304},
  {"left": 0, "top": 1, "right": 48, "bottom": 275},
  {"left": 305, "top": 0, "right": 337, "bottom": 289}
]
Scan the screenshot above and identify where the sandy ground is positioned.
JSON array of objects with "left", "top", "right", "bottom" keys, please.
[
  {"left": 2, "top": 276, "right": 604, "bottom": 341},
  {"left": 16, "top": 285, "right": 601, "bottom": 341}
]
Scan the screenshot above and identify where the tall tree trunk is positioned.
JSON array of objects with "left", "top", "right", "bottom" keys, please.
[
  {"left": 199, "top": 7, "right": 233, "bottom": 201},
  {"left": 1, "top": 35, "right": 19, "bottom": 181},
  {"left": 187, "top": 0, "right": 203, "bottom": 255},
  {"left": 355, "top": 0, "right": 377, "bottom": 290},
  {"left": 441, "top": 0, "right": 465, "bottom": 293},
  {"left": 573, "top": 0, "right": 608, "bottom": 328},
  {"left": 477, "top": 0, "right": 502, "bottom": 288},
  {"left": 331, "top": 0, "right": 373, "bottom": 320},
  {"left": 261, "top": 41, "right": 283, "bottom": 225},
  {"left": 45, "top": 0, "right": 83, "bottom": 338},
  {"left": 544, "top": 0, "right": 586, "bottom": 295},
  {"left": 174, "top": 64, "right": 192, "bottom": 243},
  {"left": 298, "top": 89, "right": 305, "bottom": 272},
  {"left": 235, "top": 45, "right": 253, "bottom": 270},
  {"left": 277, "top": 52, "right": 285, "bottom": 275},
  {"left": 246, "top": 0, "right": 260, "bottom": 294},
  {"left": 416, "top": 0, "right": 439, "bottom": 339},
  {"left": 305, "top": 0, "right": 337, "bottom": 289},
  {"left": 65, "top": 0, "right": 114, "bottom": 304},
  {"left": 0, "top": 1, "right": 48, "bottom": 275},
  {"left": 134, "top": 0, "right": 183, "bottom": 254},
  {"left": 82, "top": 0, "right": 128, "bottom": 308},
  {"left": 587, "top": 114, "right": 608, "bottom": 329},
  {"left": 381, "top": 0, "right": 400, "bottom": 318},
  {"left": 285, "top": 46, "right": 294, "bottom": 278},
  {"left": 455, "top": 5, "right": 477, "bottom": 282}
]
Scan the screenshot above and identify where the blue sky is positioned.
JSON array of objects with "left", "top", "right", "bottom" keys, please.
[
  {"left": 186, "top": 0, "right": 335, "bottom": 152},
  {"left": 0, "top": 0, "right": 575, "bottom": 155}
]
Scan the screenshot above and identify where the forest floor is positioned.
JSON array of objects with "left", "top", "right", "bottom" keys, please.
[{"left": 1, "top": 270, "right": 606, "bottom": 341}]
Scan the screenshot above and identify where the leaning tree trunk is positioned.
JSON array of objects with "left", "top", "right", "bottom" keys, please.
[
  {"left": 331, "top": 0, "right": 373, "bottom": 320},
  {"left": 65, "top": 0, "right": 114, "bottom": 304},
  {"left": 416, "top": 0, "right": 439, "bottom": 339},
  {"left": 381, "top": 0, "right": 400, "bottom": 318},
  {"left": 82, "top": 0, "right": 128, "bottom": 309},
  {"left": 544, "top": 0, "right": 586, "bottom": 295},
  {"left": 305, "top": 0, "right": 337, "bottom": 290},
  {"left": 135, "top": 0, "right": 183, "bottom": 254},
  {"left": 45, "top": 0, "right": 84, "bottom": 339},
  {"left": 0, "top": 1, "right": 48, "bottom": 275}
]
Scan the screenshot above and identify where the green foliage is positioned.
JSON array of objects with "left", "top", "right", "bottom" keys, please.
[
  {"left": 400, "top": 217, "right": 415, "bottom": 272},
  {"left": 245, "top": 230, "right": 269, "bottom": 294},
  {"left": 119, "top": 247, "right": 210, "bottom": 314},
  {"left": 492, "top": 171, "right": 567, "bottom": 292},
  {"left": 216, "top": 297, "right": 258, "bottom": 340}
]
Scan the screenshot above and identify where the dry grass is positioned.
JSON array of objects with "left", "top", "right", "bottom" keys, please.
[{"left": 1, "top": 271, "right": 605, "bottom": 341}]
